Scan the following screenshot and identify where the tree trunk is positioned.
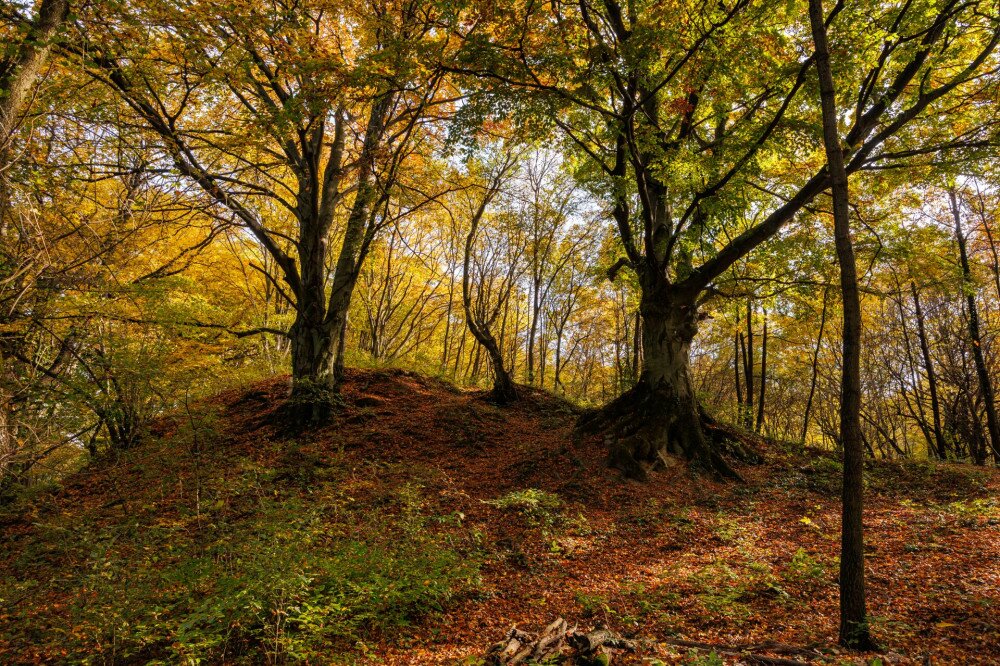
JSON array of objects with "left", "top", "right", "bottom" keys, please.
[
  {"left": 809, "top": 0, "right": 876, "bottom": 649},
  {"left": 0, "top": 392, "right": 16, "bottom": 501},
  {"left": 802, "top": 286, "right": 829, "bottom": 443},
  {"left": 577, "top": 288, "right": 745, "bottom": 480},
  {"left": 527, "top": 283, "right": 540, "bottom": 385},
  {"left": 744, "top": 302, "right": 755, "bottom": 430},
  {"left": 460, "top": 157, "right": 519, "bottom": 404},
  {"left": 631, "top": 309, "right": 641, "bottom": 384},
  {"left": 288, "top": 309, "right": 338, "bottom": 422},
  {"left": 911, "top": 281, "right": 947, "bottom": 459},
  {"left": 0, "top": 0, "right": 70, "bottom": 147},
  {"left": 951, "top": 190, "right": 1000, "bottom": 465},
  {"left": 734, "top": 333, "right": 744, "bottom": 418},
  {"left": 0, "top": 0, "right": 70, "bottom": 227},
  {"left": 756, "top": 310, "right": 768, "bottom": 434}
]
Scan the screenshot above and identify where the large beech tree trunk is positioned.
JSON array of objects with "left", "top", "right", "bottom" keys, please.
[
  {"left": 288, "top": 312, "right": 338, "bottom": 407},
  {"left": 578, "top": 285, "right": 746, "bottom": 480},
  {"left": 286, "top": 99, "right": 387, "bottom": 422}
]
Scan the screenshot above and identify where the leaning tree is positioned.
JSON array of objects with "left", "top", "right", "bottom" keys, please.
[{"left": 455, "top": 0, "right": 1000, "bottom": 477}]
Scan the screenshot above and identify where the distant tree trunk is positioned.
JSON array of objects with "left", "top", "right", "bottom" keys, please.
[
  {"left": 734, "top": 334, "right": 744, "bottom": 418},
  {"left": 911, "top": 282, "right": 947, "bottom": 459},
  {"left": 755, "top": 310, "right": 767, "bottom": 434},
  {"left": 553, "top": 324, "right": 564, "bottom": 393},
  {"left": 802, "top": 286, "right": 829, "bottom": 443},
  {"left": 744, "top": 302, "right": 755, "bottom": 430},
  {"left": 528, "top": 282, "right": 541, "bottom": 385},
  {"left": 973, "top": 191, "right": 1000, "bottom": 302},
  {"left": 894, "top": 284, "right": 934, "bottom": 450},
  {"left": 0, "top": 391, "right": 14, "bottom": 499},
  {"left": 950, "top": 190, "right": 1000, "bottom": 465},
  {"left": 809, "top": 0, "right": 876, "bottom": 649},
  {"left": 441, "top": 270, "right": 456, "bottom": 370}
]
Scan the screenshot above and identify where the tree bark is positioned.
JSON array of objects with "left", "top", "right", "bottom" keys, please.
[
  {"left": 734, "top": 333, "right": 744, "bottom": 418},
  {"left": 0, "top": 0, "right": 70, "bottom": 149},
  {"left": 951, "top": 190, "right": 1000, "bottom": 465},
  {"left": 744, "top": 302, "right": 755, "bottom": 430},
  {"left": 0, "top": 0, "right": 70, "bottom": 225},
  {"left": 756, "top": 310, "right": 768, "bottom": 434},
  {"left": 911, "top": 281, "right": 947, "bottom": 459},
  {"left": 809, "top": 0, "right": 876, "bottom": 649},
  {"left": 802, "top": 286, "right": 829, "bottom": 443},
  {"left": 577, "top": 282, "right": 745, "bottom": 480}
]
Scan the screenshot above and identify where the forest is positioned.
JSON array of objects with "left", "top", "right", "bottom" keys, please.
[{"left": 1, "top": 0, "right": 999, "bottom": 663}]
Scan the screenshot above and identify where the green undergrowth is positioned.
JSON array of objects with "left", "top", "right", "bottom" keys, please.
[
  {"left": 790, "top": 454, "right": 991, "bottom": 502},
  {"left": 0, "top": 422, "right": 482, "bottom": 664}
]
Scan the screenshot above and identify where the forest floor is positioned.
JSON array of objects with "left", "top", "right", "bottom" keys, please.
[{"left": 1, "top": 369, "right": 998, "bottom": 665}]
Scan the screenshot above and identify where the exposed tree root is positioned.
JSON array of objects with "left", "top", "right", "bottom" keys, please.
[
  {"left": 576, "top": 382, "right": 760, "bottom": 482},
  {"left": 490, "top": 371, "right": 519, "bottom": 405}
]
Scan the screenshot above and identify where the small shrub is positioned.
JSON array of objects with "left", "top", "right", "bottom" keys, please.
[
  {"left": 574, "top": 591, "right": 612, "bottom": 619},
  {"left": 684, "top": 649, "right": 725, "bottom": 665},
  {"left": 786, "top": 548, "right": 831, "bottom": 584},
  {"left": 486, "top": 488, "right": 565, "bottom": 529}
]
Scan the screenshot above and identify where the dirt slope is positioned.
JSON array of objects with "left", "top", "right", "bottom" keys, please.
[{"left": 1, "top": 369, "right": 998, "bottom": 665}]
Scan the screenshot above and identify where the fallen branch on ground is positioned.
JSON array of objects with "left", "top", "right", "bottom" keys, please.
[
  {"left": 663, "top": 637, "right": 820, "bottom": 665},
  {"left": 485, "top": 618, "right": 636, "bottom": 664}
]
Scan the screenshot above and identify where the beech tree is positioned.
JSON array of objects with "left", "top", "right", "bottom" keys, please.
[
  {"left": 0, "top": 0, "right": 69, "bottom": 161},
  {"left": 78, "top": 0, "right": 455, "bottom": 419},
  {"left": 455, "top": 0, "right": 1000, "bottom": 477}
]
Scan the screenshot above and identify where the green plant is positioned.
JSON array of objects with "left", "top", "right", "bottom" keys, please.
[
  {"left": 574, "top": 590, "right": 612, "bottom": 618},
  {"left": 3, "top": 490, "right": 480, "bottom": 664},
  {"left": 686, "top": 562, "right": 752, "bottom": 622},
  {"left": 786, "top": 548, "right": 830, "bottom": 583},
  {"left": 485, "top": 488, "right": 565, "bottom": 532},
  {"left": 684, "top": 649, "right": 725, "bottom": 665}
]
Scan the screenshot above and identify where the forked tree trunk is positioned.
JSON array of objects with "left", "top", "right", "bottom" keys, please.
[
  {"left": 287, "top": 99, "right": 386, "bottom": 423},
  {"left": 578, "top": 290, "right": 747, "bottom": 480},
  {"left": 486, "top": 336, "right": 519, "bottom": 403}
]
